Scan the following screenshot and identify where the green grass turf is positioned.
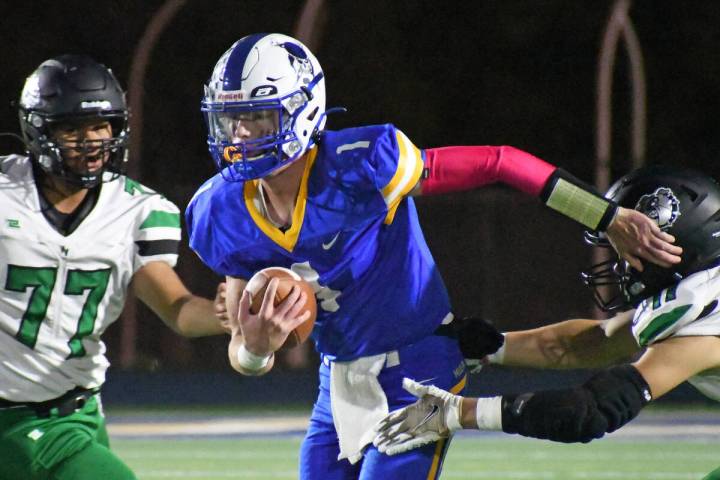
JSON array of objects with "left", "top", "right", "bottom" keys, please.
[{"left": 111, "top": 435, "right": 717, "bottom": 479}]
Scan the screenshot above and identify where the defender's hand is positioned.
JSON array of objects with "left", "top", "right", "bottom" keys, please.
[
  {"left": 373, "top": 378, "right": 463, "bottom": 456},
  {"left": 452, "top": 316, "right": 504, "bottom": 371},
  {"left": 215, "top": 282, "right": 231, "bottom": 333},
  {"left": 606, "top": 207, "right": 682, "bottom": 272}
]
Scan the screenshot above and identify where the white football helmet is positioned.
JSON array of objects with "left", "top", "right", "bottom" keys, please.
[{"left": 202, "top": 33, "right": 326, "bottom": 181}]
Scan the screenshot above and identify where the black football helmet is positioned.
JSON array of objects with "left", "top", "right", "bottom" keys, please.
[
  {"left": 18, "top": 54, "right": 129, "bottom": 187},
  {"left": 582, "top": 165, "right": 720, "bottom": 312}
]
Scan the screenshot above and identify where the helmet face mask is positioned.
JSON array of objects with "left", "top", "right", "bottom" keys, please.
[
  {"left": 581, "top": 253, "right": 635, "bottom": 311},
  {"left": 18, "top": 55, "right": 129, "bottom": 188},
  {"left": 202, "top": 33, "right": 326, "bottom": 181},
  {"left": 582, "top": 165, "right": 720, "bottom": 312}
]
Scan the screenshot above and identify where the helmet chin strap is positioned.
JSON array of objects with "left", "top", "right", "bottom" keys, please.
[{"left": 36, "top": 154, "right": 103, "bottom": 190}]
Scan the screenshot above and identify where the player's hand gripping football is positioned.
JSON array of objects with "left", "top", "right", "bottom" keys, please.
[
  {"left": 237, "top": 277, "right": 311, "bottom": 356},
  {"left": 373, "top": 378, "right": 463, "bottom": 455},
  {"left": 606, "top": 207, "right": 682, "bottom": 271}
]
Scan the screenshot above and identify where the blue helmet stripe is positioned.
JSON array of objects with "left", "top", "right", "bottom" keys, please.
[{"left": 222, "top": 33, "right": 269, "bottom": 91}]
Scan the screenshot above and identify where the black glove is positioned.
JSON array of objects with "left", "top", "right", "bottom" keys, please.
[{"left": 451, "top": 316, "right": 504, "bottom": 361}]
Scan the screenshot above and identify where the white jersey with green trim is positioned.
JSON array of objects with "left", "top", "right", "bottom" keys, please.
[
  {"left": 0, "top": 155, "right": 180, "bottom": 402},
  {"left": 631, "top": 264, "right": 720, "bottom": 401}
]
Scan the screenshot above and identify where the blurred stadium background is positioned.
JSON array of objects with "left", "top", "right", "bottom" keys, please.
[{"left": 1, "top": 1, "right": 718, "bottom": 477}]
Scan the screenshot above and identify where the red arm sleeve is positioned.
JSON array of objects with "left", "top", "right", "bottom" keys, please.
[{"left": 420, "top": 146, "right": 557, "bottom": 196}]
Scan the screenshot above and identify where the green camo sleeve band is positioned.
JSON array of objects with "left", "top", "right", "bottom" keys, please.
[{"left": 540, "top": 169, "right": 618, "bottom": 231}]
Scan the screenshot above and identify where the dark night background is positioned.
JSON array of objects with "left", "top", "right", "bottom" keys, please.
[{"left": 1, "top": 1, "right": 718, "bottom": 402}]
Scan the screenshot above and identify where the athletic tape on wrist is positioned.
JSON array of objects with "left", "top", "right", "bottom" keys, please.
[
  {"left": 236, "top": 344, "right": 272, "bottom": 371},
  {"left": 486, "top": 333, "right": 506, "bottom": 364},
  {"left": 475, "top": 396, "right": 503, "bottom": 430}
]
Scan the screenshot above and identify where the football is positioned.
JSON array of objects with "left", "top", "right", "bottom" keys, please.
[{"left": 245, "top": 267, "right": 317, "bottom": 350}]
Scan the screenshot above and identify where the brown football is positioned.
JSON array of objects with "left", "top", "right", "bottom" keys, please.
[{"left": 245, "top": 267, "right": 317, "bottom": 350}]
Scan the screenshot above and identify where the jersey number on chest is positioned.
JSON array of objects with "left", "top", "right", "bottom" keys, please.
[{"left": 6, "top": 265, "right": 111, "bottom": 358}]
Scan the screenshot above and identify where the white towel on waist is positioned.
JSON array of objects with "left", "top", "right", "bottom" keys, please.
[{"left": 330, "top": 353, "right": 389, "bottom": 464}]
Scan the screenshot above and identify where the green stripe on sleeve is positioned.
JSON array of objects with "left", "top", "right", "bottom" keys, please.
[
  {"left": 139, "top": 211, "right": 180, "bottom": 229},
  {"left": 638, "top": 304, "right": 692, "bottom": 346}
]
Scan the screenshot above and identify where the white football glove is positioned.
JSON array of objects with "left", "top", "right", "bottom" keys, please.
[{"left": 373, "top": 377, "right": 463, "bottom": 456}]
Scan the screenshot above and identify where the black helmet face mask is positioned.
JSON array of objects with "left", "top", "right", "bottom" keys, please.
[
  {"left": 581, "top": 166, "right": 720, "bottom": 312},
  {"left": 581, "top": 255, "right": 634, "bottom": 312},
  {"left": 18, "top": 55, "right": 129, "bottom": 188}
]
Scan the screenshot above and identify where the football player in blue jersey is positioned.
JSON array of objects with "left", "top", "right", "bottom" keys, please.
[
  {"left": 185, "top": 33, "right": 682, "bottom": 480},
  {"left": 373, "top": 166, "right": 720, "bottom": 480}
]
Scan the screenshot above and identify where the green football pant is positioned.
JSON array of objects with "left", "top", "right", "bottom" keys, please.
[
  {"left": 703, "top": 466, "right": 720, "bottom": 480},
  {"left": 0, "top": 394, "right": 136, "bottom": 480}
]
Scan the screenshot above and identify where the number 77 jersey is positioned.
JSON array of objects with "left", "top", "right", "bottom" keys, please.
[{"left": 0, "top": 155, "right": 180, "bottom": 402}]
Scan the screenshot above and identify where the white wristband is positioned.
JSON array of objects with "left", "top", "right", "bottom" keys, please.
[
  {"left": 486, "top": 333, "right": 506, "bottom": 364},
  {"left": 236, "top": 344, "right": 272, "bottom": 371},
  {"left": 475, "top": 396, "right": 503, "bottom": 430}
]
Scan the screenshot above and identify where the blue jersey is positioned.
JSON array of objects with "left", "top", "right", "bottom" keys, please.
[{"left": 186, "top": 124, "right": 452, "bottom": 360}]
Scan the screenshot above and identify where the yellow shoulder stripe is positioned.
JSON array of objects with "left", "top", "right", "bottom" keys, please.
[{"left": 381, "top": 130, "right": 424, "bottom": 224}]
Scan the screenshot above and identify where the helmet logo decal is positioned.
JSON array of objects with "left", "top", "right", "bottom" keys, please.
[
  {"left": 635, "top": 187, "right": 681, "bottom": 230},
  {"left": 279, "top": 41, "right": 314, "bottom": 80},
  {"left": 251, "top": 85, "right": 277, "bottom": 97}
]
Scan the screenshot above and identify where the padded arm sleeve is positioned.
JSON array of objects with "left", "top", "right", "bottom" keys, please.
[{"left": 500, "top": 364, "right": 652, "bottom": 443}]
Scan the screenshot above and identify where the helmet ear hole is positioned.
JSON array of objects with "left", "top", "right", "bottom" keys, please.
[{"left": 307, "top": 107, "right": 319, "bottom": 122}]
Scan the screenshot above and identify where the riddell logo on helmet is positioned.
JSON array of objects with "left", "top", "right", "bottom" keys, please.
[
  {"left": 80, "top": 100, "right": 112, "bottom": 110},
  {"left": 215, "top": 90, "right": 245, "bottom": 101}
]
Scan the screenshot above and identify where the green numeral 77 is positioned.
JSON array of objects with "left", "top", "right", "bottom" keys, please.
[{"left": 6, "top": 265, "right": 111, "bottom": 358}]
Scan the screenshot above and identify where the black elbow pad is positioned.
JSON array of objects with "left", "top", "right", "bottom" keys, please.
[
  {"left": 584, "top": 364, "right": 653, "bottom": 433},
  {"left": 501, "top": 364, "right": 652, "bottom": 443}
]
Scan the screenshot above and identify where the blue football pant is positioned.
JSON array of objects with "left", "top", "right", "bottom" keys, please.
[{"left": 300, "top": 335, "right": 466, "bottom": 480}]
